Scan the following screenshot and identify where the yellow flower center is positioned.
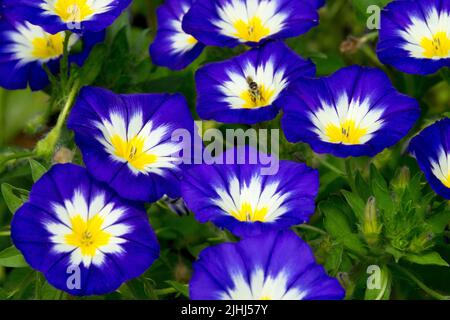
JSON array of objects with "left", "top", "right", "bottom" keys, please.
[
  {"left": 110, "top": 134, "right": 158, "bottom": 171},
  {"left": 233, "top": 16, "right": 271, "bottom": 42},
  {"left": 231, "top": 202, "right": 268, "bottom": 222},
  {"left": 324, "top": 119, "right": 368, "bottom": 145},
  {"left": 31, "top": 33, "right": 65, "bottom": 60},
  {"left": 186, "top": 35, "right": 198, "bottom": 45},
  {"left": 240, "top": 79, "right": 275, "bottom": 109},
  {"left": 54, "top": 0, "right": 94, "bottom": 22},
  {"left": 421, "top": 32, "right": 450, "bottom": 59},
  {"left": 260, "top": 296, "right": 272, "bottom": 300},
  {"left": 64, "top": 214, "right": 111, "bottom": 257}
]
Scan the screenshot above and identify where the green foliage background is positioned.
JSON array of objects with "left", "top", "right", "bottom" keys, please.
[{"left": 0, "top": 0, "right": 449, "bottom": 300}]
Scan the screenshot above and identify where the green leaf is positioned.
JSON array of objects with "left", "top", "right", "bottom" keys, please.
[
  {"left": 78, "top": 44, "right": 107, "bottom": 85},
  {"left": 342, "top": 190, "right": 365, "bottom": 221},
  {"left": 1, "top": 183, "right": 28, "bottom": 214},
  {"left": 0, "top": 246, "right": 28, "bottom": 268},
  {"left": 370, "top": 164, "right": 394, "bottom": 215},
  {"left": 324, "top": 245, "right": 344, "bottom": 276},
  {"left": 404, "top": 252, "right": 449, "bottom": 267},
  {"left": 166, "top": 281, "right": 189, "bottom": 299},
  {"left": 321, "top": 202, "right": 368, "bottom": 256},
  {"left": 29, "top": 159, "right": 47, "bottom": 182},
  {"left": 428, "top": 210, "right": 450, "bottom": 234}
]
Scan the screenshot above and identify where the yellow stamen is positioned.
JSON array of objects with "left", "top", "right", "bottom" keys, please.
[
  {"left": 110, "top": 134, "right": 158, "bottom": 170},
  {"left": 64, "top": 214, "right": 111, "bottom": 257},
  {"left": 54, "top": 0, "right": 94, "bottom": 22},
  {"left": 260, "top": 296, "right": 272, "bottom": 300},
  {"left": 421, "top": 32, "right": 450, "bottom": 59},
  {"left": 186, "top": 35, "right": 198, "bottom": 45},
  {"left": 31, "top": 33, "right": 65, "bottom": 59},
  {"left": 231, "top": 202, "right": 268, "bottom": 222},
  {"left": 324, "top": 120, "right": 368, "bottom": 145},
  {"left": 233, "top": 16, "right": 271, "bottom": 42}
]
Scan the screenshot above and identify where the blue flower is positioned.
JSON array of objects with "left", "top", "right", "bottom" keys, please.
[
  {"left": 11, "top": 164, "right": 160, "bottom": 296},
  {"left": 280, "top": 66, "right": 420, "bottom": 157},
  {"left": 182, "top": 0, "right": 323, "bottom": 48},
  {"left": 149, "top": 0, "right": 205, "bottom": 70},
  {"left": 67, "top": 86, "right": 198, "bottom": 202},
  {"left": 5, "top": 0, "right": 131, "bottom": 33},
  {"left": 377, "top": 0, "right": 450, "bottom": 75},
  {"left": 409, "top": 118, "right": 450, "bottom": 199},
  {"left": 0, "top": 17, "right": 103, "bottom": 90},
  {"left": 181, "top": 146, "right": 319, "bottom": 237},
  {"left": 195, "top": 41, "right": 315, "bottom": 124},
  {"left": 190, "top": 230, "right": 345, "bottom": 300}
]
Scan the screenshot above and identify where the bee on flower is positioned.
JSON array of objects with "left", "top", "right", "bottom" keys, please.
[{"left": 195, "top": 41, "right": 315, "bottom": 124}]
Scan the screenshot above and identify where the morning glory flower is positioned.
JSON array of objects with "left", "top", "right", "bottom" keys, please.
[
  {"left": 181, "top": 146, "right": 319, "bottom": 237},
  {"left": 0, "top": 17, "right": 103, "bottom": 90},
  {"left": 377, "top": 0, "right": 450, "bottom": 75},
  {"left": 280, "top": 66, "right": 420, "bottom": 158},
  {"left": 6, "top": 0, "right": 131, "bottom": 33},
  {"left": 409, "top": 118, "right": 450, "bottom": 199},
  {"left": 67, "top": 86, "right": 198, "bottom": 203},
  {"left": 11, "top": 164, "right": 160, "bottom": 296},
  {"left": 195, "top": 41, "right": 315, "bottom": 124},
  {"left": 182, "top": 0, "right": 323, "bottom": 48},
  {"left": 190, "top": 229, "right": 345, "bottom": 300},
  {"left": 149, "top": 0, "right": 205, "bottom": 70}
]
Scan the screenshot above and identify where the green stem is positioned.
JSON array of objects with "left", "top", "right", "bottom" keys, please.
[
  {"left": 297, "top": 224, "right": 328, "bottom": 236},
  {"left": 316, "top": 157, "right": 346, "bottom": 176},
  {"left": 396, "top": 265, "right": 450, "bottom": 300},
  {"left": 0, "top": 89, "right": 7, "bottom": 146},
  {"left": 0, "top": 151, "right": 35, "bottom": 168},
  {"left": 35, "top": 79, "right": 80, "bottom": 158},
  {"left": 360, "top": 31, "right": 379, "bottom": 43},
  {"left": 345, "top": 158, "right": 356, "bottom": 191},
  {"left": 154, "top": 288, "right": 177, "bottom": 296},
  {"left": 0, "top": 231, "right": 11, "bottom": 237}
]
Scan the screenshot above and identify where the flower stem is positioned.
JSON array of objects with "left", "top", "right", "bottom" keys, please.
[
  {"left": 0, "top": 231, "right": 11, "bottom": 237},
  {"left": 316, "top": 156, "right": 346, "bottom": 176},
  {"left": 297, "top": 224, "right": 328, "bottom": 236},
  {"left": 396, "top": 265, "right": 450, "bottom": 300},
  {"left": 35, "top": 79, "right": 80, "bottom": 158},
  {"left": 0, "top": 151, "right": 35, "bottom": 169}
]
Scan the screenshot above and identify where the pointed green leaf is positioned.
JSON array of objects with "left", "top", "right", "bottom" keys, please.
[
  {"left": 342, "top": 190, "right": 365, "bottom": 221},
  {"left": 321, "top": 202, "right": 368, "bottom": 256},
  {"left": 1, "top": 183, "right": 28, "bottom": 214},
  {"left": 166, "top": 281, "right": 189, "bottom": 299},
  {"left": 29, "top": 159, "right": 47, "bottom": 182},
  {"left": 428, "top": 210, "right": 450, "bottom": 234},
  {"left": 404, "top": 252, "right": 449, "bottom": 267},
  {"left": 0, "top": 246, "right": 28, "bottom": 268}
]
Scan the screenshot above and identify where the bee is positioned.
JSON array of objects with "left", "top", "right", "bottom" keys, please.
[{"left": 246, "top": 76, "right": 264, "bottom": 104}]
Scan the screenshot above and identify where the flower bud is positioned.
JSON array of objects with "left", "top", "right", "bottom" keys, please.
[
  {"left": 363, "top": 196, "right": 382, "bottom": 245},
  {"left": 392, "top": 166, "right": 410, "bottom": 191}
]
